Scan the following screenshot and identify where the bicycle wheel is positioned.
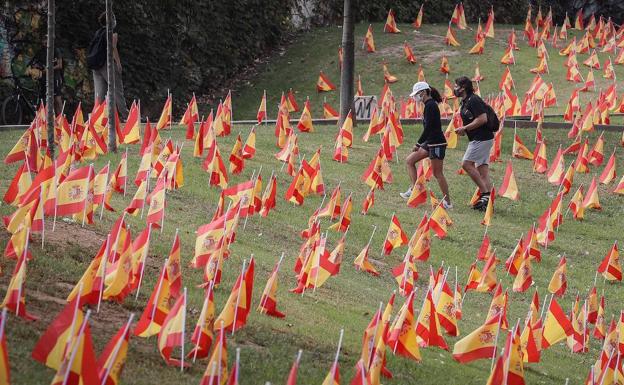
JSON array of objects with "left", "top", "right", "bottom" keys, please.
[{"left": 2, "top": 95, "right": 23, "bottom": 126}]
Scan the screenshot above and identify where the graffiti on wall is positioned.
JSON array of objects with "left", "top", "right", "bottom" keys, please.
[{"left": 0, "top": 2, "right": 92, "bottom": 108}]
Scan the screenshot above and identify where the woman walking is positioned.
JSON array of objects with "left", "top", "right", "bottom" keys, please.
[{"left": 400, "top": 81, "right": 452, "bottom": 209}]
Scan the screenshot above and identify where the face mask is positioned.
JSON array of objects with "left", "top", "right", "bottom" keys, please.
[
  {"left": 112, "top": 15, "right": 117, "bottom": 29},
  {"left": 453, "top": 87, "right": 462, "bottom": 97},
  {"left": 414, "top": 93, "right": 423, "bottom": 103}
]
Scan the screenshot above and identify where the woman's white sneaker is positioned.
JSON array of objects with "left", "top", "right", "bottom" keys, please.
[{"left": 399, "top": 188, "right": 412, "bottom": 199}]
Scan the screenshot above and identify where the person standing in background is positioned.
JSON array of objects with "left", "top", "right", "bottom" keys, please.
[{"left": 87, "top": 11, "right": 128, "bottom": 119}]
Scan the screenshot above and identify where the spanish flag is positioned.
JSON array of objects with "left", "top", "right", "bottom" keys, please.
[
  {"left": 354, "top": 242, "right": 380, "bottom": 277},
  {"left": 203, "top": 143, "right": 229, "bottom": 189},
  {"left": 384, "top": 9, "right": 400, "bottom": 33},
  {"left": 257, "top": 257, "right": 286, "bottom": 318},
  {"left": 383, "top": 214, "right": 408, "bottom": 255},
  {"left": 498, "top": 161, "right": 519, "bottom": 200},
  {"left": 403, "top": 41, "right": 417, "bottom": 64},
  {"left": 1, "top": 243, "right": 37, "bottom": 321},
  {"left": 51, "top": 165, "right": 92, "bottom": 216},
  {"left": 568, "top": 184, "right": 585, "bottom": 220},
  {"left": 387, "top": 291, "right": 422, "bottom": 361},
  {"left": 599, "top": 152, "right": 616, "bottom": 184},
  {"left": 548, "top": 255, "right": 568, "bottom": 297},
  {"left": 228, "top": 134, "right": 245, "bottom": 175},
  {"left": 3, "top": 162, "right": 31, "bottom": 206},
  {"left": 429, "top": 204, "right": 452, "bottom": 239},
  {"left": 412, "top": 4, "right": 423, "bottom": 29},
  {"left": 477, "top": 253, "right": 499, "bottom": 292},
  {"left": 512, "top": 251, "right": 533, "bottom": 293},
  {"left": 158, "top": 289, "right": 187, "bottom": 367},
  {"left": 453, "top": 311, "right": 502, "bottom": 363},
  {"left": 317, "top": 71, "right": 336, "bottom": 92},
  {"left": 416, "top": 288, "right": 449, "bottom": 350},
  {"left": 547, "top": 147, "right": 565, "bottom": 184},
  {"left": 364, "top": 24, "right": 375, "bottom": 52},
  {"left": 597, "top": 241, "right": 621, "bottom": 281},
  {"left": 533, "top": 141, "right": 548, "bottom": 173},
  {"left": 66, "top": 237, "right": 108, "bottom": 307},
  {"left": 214, "top": 258, "right": 255, "bottom": 333},
  {"left": 200, "top": 325, "right": 228, "bottom": 385},
  {"left": 512, "top": 132, "right": 534, "bottom": 159},
  {"left": 481, "top": 188, "right": 496, "bottom": 226},
  {"left": 32, "top": 299, "right": 81, "bottom": 369},
  {"left": 122, "top": 101, "right": 141, "bottom": 144},
  {"left": 541, "top": 297, "right": 574, "bottom": 349},
  {"left": 97, "top": 314, "right": 134, "bottom": 385},
  {"left": 146, "top": 175, "right": 166, "bottom": 228},
  {"left": 487, "top": 284, "right": 509, "bottom": 329},
  {"left": 156, "top": 94, "right": 172, "bottom": 130},
  {"left": 445, "top": 23, "right": 460, "bottom": 47},
  {"left": 134, "top": 267, "right": 174, "bottom": 337},
  {"left": 582, "top": 177, "right": 601, "bottom": 210},
  {"left": 469, "top": 36, "right": 485, "bottom": 55},
  {"left": 297, "top": 99, "right": 314, "bottom": 132}
]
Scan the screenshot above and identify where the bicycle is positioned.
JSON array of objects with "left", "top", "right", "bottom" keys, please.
[{"left": 1, "top": 75, "right": 41, "bottom": 126}]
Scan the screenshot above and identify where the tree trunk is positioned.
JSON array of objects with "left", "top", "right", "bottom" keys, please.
[
  {"left": 46, "top": 0, "right": 55, "bottom": 158},
  {"left": 106, "top": 0, "right": 117, "bottom": 153},
  {"left": 339, "top": 0, "right": 355, "bottom": 128}
]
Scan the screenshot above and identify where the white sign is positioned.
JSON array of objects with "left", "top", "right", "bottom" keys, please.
[{"left": 354, "top": 96, "right": 377, "bottom": 120}]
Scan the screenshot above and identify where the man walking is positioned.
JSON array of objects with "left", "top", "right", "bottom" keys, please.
[
  {"left": 453, "top": 76, "right": 493, "bottom": 211},
  {"left": 87, "top": 11, "right": 129, "bottom": 119}
]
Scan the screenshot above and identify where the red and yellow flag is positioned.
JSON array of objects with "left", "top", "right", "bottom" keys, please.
[
  {"left": 387, "top": 291, "right": 422, "bottom": 361},
  {"left": 214, "top": 258, "right": 255, "bottom": 333},
  {"left": 597, "top": 241, "right": 621, "bottom": 281},
  {"left": 156, "top": 94, "right": 172, "bottom": 130},
  {"left": 541, "top": 297, "right": 574, "bottom": 349},
  {"left": 200, "top": 325, "right": 228, "bottom": 385},
  {"left": 257, "top": 257, "right": 286, "bottom": 318},
  {"left": 384, "top": 9, "right": 400, "bottom": 33},
  {"left": 317, "top": 71, "right": 336, "bottom": 92},
  {"left": 383, "top": 214, "right": 408, "bottom": 255},
  {"left": 158, "top": 289, "right": 187, "bottom": 366},
  {"left": 97, "top": 314, "right": 134, "bottom": 385},
  {"left": 364, "top": 24, "right": 375, "bottom": 52},
  {"left": 453, "top": 312, "right": 502, "bottom": 363},
  {"left": 187, "top": 285, "right": 215, "bottom": 362}
]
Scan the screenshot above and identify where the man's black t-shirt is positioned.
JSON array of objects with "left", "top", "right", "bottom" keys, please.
[{"left": 460, "top": 93, "right": 494, "bottom": 142}]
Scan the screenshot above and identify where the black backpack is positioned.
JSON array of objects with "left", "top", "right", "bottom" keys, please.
[
  {"left": 484, "top": 103, "right": 500, "bottom": 132},
  {"left": 86, "top": 28, "right": 107, "bottom": 70}
]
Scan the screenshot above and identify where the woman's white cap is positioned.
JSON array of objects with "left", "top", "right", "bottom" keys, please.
[{"left": 410, "top": 81, "right": 430, "bottom": 97}]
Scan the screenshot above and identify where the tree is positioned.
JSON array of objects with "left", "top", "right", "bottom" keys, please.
[
  {"left": 339, "top": 0, "right": 355, "bottom": 128},
  {"left": 46, "top": 0, "right": 55, "bottom": 158},
  {"left": 106, "top": 0, "right": 117, "bottom": 153}
]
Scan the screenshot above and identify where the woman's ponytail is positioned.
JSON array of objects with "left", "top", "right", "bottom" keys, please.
[{"left": 428, "top": 87, "right": 442, "bottom": 103}]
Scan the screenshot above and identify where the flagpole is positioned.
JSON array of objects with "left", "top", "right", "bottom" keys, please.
[
  {"left": 149, "top": 267, "right": 166, "bottom": 322},
  {"left": 0, "top": 309, "right": 6, "bottom": 343},
  {"left": 232, "top": 259, "right": 247, "bottom": 336},
  {"left": 180, "top": 287, "right": 187, "bottom": 372},
  {"left": 234, "top": 347, "right": 240, "bottom": 383},
  {"left": 123, "top": 147, "right": 128, "bottom": 196},
  {"left": 218, "top": 321, "right": 224, "bottom": 385},
  {"left": 100, "top": 161, "right": 110, "bottom": 220},
  {"left": 134, "top": 224, "right": 151, "bottom": 300},
  {"left": 141, "top": 168, "right": 150, "bottom": 219},
  {"left": 64, "top": 281, "right": 83, "bottom": 361},
  {"left": 332, "top": 329, "right": 344, "bottom": 380},
  {"left": 61, "top": 309, "right": 92, "bottom": 385},
  {"left": 40, "top": 186, "right": 46, "bottom": 248},
  {"left": 100, "top": 313, "right": 134, "bottom": 385},
  {"left": 82, "top": 165, "right": 93, "bottom": 227},
  {"left": 97, "top": 235, "right": 110, "bottom": 313}
]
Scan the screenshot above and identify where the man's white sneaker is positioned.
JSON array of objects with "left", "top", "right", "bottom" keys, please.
[
  {"left": 442, "top": 200, "right": 453, "bottom": 210},
  {"left": 399, "top": 188, "right": 412, "bottom": 199}
]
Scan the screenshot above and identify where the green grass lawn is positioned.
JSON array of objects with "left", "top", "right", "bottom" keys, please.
[
  {"left": 0, "top": 119, "right": 622, "bottom": 384},
  {"left": 231, "top": 22, "right": 624, "bottom": 125},
  {"left": 1, "top": 21, "right": 624, "bottom": 385}
]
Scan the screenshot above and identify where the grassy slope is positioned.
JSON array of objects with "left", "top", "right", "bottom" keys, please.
[
  {"left": 0, "top": 22, "right": 623, "bottom": 385},
  {"left": 232, "top": 22, "right": 624, "bottom": 123}
]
